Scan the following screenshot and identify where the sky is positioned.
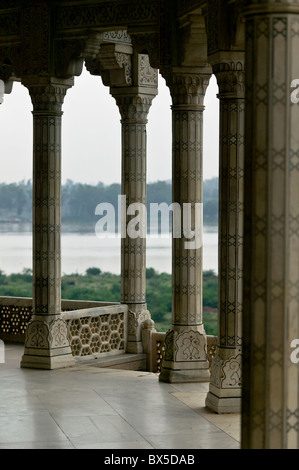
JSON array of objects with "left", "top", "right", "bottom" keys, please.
[{"left": 0, "top": 68, "right": 219, "bottom": 186}]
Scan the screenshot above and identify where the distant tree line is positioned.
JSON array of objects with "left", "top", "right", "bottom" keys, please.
[{"left": 0, "top": 178, "right": 218, "bottom": 226}]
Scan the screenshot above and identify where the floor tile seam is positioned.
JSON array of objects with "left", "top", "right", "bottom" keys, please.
[
  {"left": 30, "top": 391, "right": 78, "bottom": 447},
  {"left": 0, "top": 414, "right": 74, "bottom": 446},
  {"left": 169, "top": 392, "right": 240, "bottom": 444},
  {"left": 92, "top": 388, "right": 156, "bottom": 449},
  {"left": 47, "top": 411, "right": 77, "bottom": 448}
]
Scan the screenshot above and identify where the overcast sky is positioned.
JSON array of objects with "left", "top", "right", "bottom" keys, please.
[{"left": 0, "top": 68, "right": 219, "bottom": 186}]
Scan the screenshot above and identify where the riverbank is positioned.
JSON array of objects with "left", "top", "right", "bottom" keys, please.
[{"left": 0, "top": 267, "right": 218, "bottom": 335}]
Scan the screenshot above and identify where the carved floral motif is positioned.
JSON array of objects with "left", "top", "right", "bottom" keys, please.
[
  {"left": 128, "top": 309, "right": 150, "bottom": 337},
  {"left": 175, "top": 330, "right": 207, "bottom": 362},
  {"left": 222, "top": 354, "right": 242, "bottom": 388},
  {"left": 138, "top": 54, "right": 158, "bottom": 87},
  {"left": 50, "top": 318, "right": 69, "bottom": 348},
  {"left": 25, "top": 320, "right": 49, "bottom": 349}
]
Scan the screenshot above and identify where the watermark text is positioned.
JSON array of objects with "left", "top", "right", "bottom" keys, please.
[
  {"left": 290, "top": 339, "right": 299, "bottom": 364},
  {"left": 95, "top": 196, "right": 203, "bottom": 250}
]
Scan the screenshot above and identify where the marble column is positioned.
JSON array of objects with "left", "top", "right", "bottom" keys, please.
[
  {"left": 159, "top": 69, "right": 211, "bottom": 383},
  {"left": 0, "top": 77, "right": 13, "bottom": 104},
  {"left": 0, "top": 79, "right": 4, "bottom": 104},
  {"left": 21, "top": 77, "right": 74, "bottom": 370},
  {"left": 242, "top": 3, "right": 299, "bottom": 449},
  {"left": 111, "top": 86, "right": 157, "bottom": 353},
  {"left": 205, "top": 58, "right": 245, "bottom": 413}
]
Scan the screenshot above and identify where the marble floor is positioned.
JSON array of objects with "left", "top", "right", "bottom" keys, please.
[{"left": 0, "top": 343, "right": 240, "bottom": 449}]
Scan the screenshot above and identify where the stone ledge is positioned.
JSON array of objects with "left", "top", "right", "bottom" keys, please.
[{"left": 75, "top": 352, "right": 147, "bottom": 371}]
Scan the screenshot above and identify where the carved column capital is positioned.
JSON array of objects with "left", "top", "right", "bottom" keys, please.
[
  {"left": 111, "top": 89, "right": 157, "bottom": 124},
  {"left": 23, "top": 77, "right": 73, "bottom": 114},
  {"left": 162, "top": 69, "right": 211, "bottom": 108},
  {"left": 212, "top": 60, "right": 245, "bottom": 98}
]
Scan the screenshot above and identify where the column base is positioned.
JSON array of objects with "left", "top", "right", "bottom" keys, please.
[
  {"left": 20, "top": 317, "right": 75, "bottom": 370},
  {"left": 159, "top": 365, "right": 210, "bottom": 383},
  {"left": 206, "top": 347, "right": 242, "bottom": 412},
  {"left": 159, "top": 327, "right": 210, "bottom": 383},
  {"left": 21, "top": 349, "right": 75, "bottom": 370},
  {"left": 205, "top": 391, "right": 241, "bottom": 414}
]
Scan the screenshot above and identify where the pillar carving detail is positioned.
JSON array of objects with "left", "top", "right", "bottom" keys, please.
[
  {"left": 112, "top": 86, "right": 157, "bottom": 353},
  {"left": 159, "top": 70, "right": 211, "bottom": 383},
  {"left": 86, "top": 49, "right": 157, "bottom": 353},
  {"left": 206, "top": 59, "right": 245, "bottom": 413},
  {"left": 87, "top": 47, "right": 133, "bottom": 87},
  {"left": 241, "top": 8, "right": 299, "bottom": 449},
  {"left": 85, "top": 36, "right": 134, "bottom": 88},
  {"left": 21, "top": 77, "right": 74, "bottom": 370}
]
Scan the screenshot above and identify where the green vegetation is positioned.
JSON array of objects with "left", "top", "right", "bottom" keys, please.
[
  {"left": 0, "top": 178, "right": 218, "bottom": 226},
  {"left": 0, "top": 178, "right": 219, "bottom": 335},
  {"left": 0, "top": 267, "right": 218, "bottom": 335}
]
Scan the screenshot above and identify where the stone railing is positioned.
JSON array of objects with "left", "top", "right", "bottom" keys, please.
[
  {"left": 61, "top": 304, "right": 128, "bottom": 359},
  {"left": 0, "top": 297, "right": 32, "bottom": 342},
  {"left": 0, "top": 296, "right": 217, "bottom": 369},
  {"left": 0, "top": 297, "right": 127, "bottom": 359},
  {"left": 142, "top": 319, "right": 218, "bottom": 373}
]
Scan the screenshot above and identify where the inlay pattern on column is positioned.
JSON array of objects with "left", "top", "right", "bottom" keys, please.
[
  {"left": 112, "top": 86, "right": 157, "bottom": 353},
  {"left": 205, "top": 59, "right": 245, "bottom": 413},
  {"left": 159, "top": 70, "right": 211, "bottom": 383},
  {"left": 242, "top": 4, "right": 299, "bottom": 449},
  {"left": 21, "top": 77, "right": 74, "bottom": 370}
]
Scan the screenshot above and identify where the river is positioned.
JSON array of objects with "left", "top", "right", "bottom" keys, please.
[{"left": 0, "top": 224, "right": 218, "bottom": 275}]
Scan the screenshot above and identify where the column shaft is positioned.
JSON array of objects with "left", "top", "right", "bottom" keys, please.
[
  {"left": 21, "top": 78, "right": 74, "bottom": 370},
  {"left": 242, "top": 7, "right": 299, "bottom": 449},
  {"left": 206, "top": 60, "right": 245, "bottom": 413},
  {"left": 32, "top": 103, "right": 62, "bottom": 318},
  {"left": 121, "top": 118, "right": 147, "bottom": 306},
  {"left": 112, "top": 87, "right": 157, "bottom": 353},
  {"left": 159, "top": 71, "right": 211, "bottom": 383}
]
